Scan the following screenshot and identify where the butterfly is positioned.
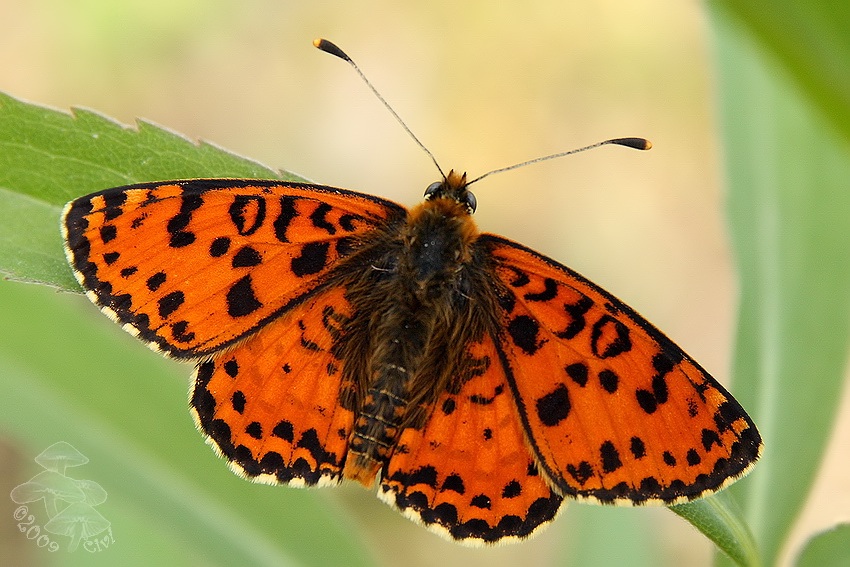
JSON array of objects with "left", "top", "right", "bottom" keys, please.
[{"left": 61, "top": 40, "right": 761, "bottom": 545}]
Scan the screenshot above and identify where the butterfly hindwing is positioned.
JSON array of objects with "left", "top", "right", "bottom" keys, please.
[
  {"left": 190, "top": 285, "right": 355, "bottom": 487},
  {"left": 380, "top": 334, "right": 563, "bottom": 544},
  {"left": 62, "top": 179, "right": 405, "bottom": 358},
  {"left": 482, "top": 235, "right": 762, "bottom": 504}
]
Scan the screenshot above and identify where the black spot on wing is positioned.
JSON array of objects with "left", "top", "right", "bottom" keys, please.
[
  {"left": 590, "top": 315, "right": 632, "bottom": 358},
  {"left": 229, "top": 195, "right": 266, "bottom": 236},
  {"left": 102, "top": 192, "right": 127, "bottom": 221},
  {"left": 535, "top": 384, "right": 570, "bottom": 426},
  {"left": 600, "top": 441, "right": 622, "bottom": 473},
  {"left": 309, "top": 202, "right": 336, "bottom": 235},
  {"left": 291, "top": 242, "right": 330, "bottom": 277},
  {"left": 223, "top": 358, "right": 239, "bottom": 377},
  {"left": 147, "top": 272, "right": 166, "bottom": 291},
  {"left": 504, "top": 266, "right": 530, "bottom": 287},
  {"left": 297, "top": 428, "right": 340, "bottom": 468},
  {"left": 227, "top": 275, "right": 263, "bottom": 317},
  {"left": 686, "top": 449, "right": 702, "bottom": 466},
  {"left": 245, "top": 422, "right": 263, "bottom": 439},
  {"left": 231, "top": 391, "right": 246, "bottom": 414},
  {"left": 714, "top": 401, "right": 739, "bottom": 432},
  {"left": 334, "top": 213, "right": 354, "bottom": 232},
  {"left": 470, "top": 494, "right": 491, "bottom": 509},
  {"left": 167, "top": 194, "right": 203, "bottom": 248},
  {"left": 440, "top": 474, "right": 465, "bottom": 494},
  {"left": 158, "top": 290, "right": 185, "bottom": 318},
  {"left": 274, "top": 196, "right": 298, "bottom": 242},
  {"left": 598, "top": 369, "right": 619, "bottom": 393},
  {"left": 652, "top": 374, "right": 669, "bottom": 404},
  {"left": 523, "top": 278, "right": 557, "bottom": 302},
  {"left": 209, "top": 237, "right": 231, "bottom": 257},
  {"left": 652, "top": 351, "right": 679, "bottom": 375},
  {"left": 232, "top": 246, "right": 263, "bottom": 268},
  {"left": 567, "top": 461, "right": 594, "bottom": 485},
  {"left": 408, "top": 466, "right": 439, "bottom": 488},
  {"left": 469, "top": 384, "right": 504, "bottom": 406},
  {"left": 272, "top": 420, "right": 295, "bottom": 443},
  {"left": 701, "top": 429, "right": 722, "bottom": 452},
  {"left": 630, "top": 436, "right": 646, "bottom": 459},
  {"left": 109, "top": 290, "right": 132, "bottom": 313},
  {"left": 508, "top": 315, "right": 545, "bottom": 355},
  {"left": 555, "top": 295, "right": 593, "bottom": 340},
  {"left": 502, "top": 480, "right": 522, "bottom": 498},
  {"left": 441, "top": 398, "right": 456, "bottom": 415},
  {"left": 636, "top": 389, "right": 658, "bottom": 414},
  {"left": 171, "top": 321, "right": 195, "bottom": 343},
  {"left": 100, "top": 224, "right": 117, "bottom": 243},
  {"left": 565, "top": 363, "right": 589, "bottom": 386}
]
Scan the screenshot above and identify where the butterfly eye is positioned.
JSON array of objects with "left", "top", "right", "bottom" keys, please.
[
  {"left": 424, "top": 181, "right": 443, "bottom": 198},
  {"left": 464, "top": 190, "right": 477, "bottom": 213}
]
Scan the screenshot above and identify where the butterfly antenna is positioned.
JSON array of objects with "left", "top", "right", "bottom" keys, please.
[
  {"left": 467, "top": 137, "right": 652, "bottom": 186},
  {"left": 314, "top": 38, "right": 446, "bottom": 179}
]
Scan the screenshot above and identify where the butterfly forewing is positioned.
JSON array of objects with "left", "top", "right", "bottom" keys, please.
[
  {"left": 482, "top": 235, "right": 762, "bottom": 504},
  {"left": 62, "top": 179, "right": 405, "bottom": 358}
]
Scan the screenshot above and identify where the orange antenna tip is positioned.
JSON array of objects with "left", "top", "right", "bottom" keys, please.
[
  {"left": 313, "top": 38, "right": 351, "bottom": 62},
  {"left": 607, "top": 137, "right": 652, "bottom": 151}
]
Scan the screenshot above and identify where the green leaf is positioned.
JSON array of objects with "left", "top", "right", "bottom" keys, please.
[
  {"left": 0, "top": 188, "right": 71, "bottom": 288},
  {"left": 710, "top": 0, "right": 850, "bottom": 146},
  {"left": 0, "top": 92, "right": 303, "bottom": 289},
  {"left": 708, "top": 5, "right": 850, "bottom": 567},
  {"left": 555, "top": 505, "right": 659, "bottom": 567},
  {"left": 671, "top": 495, "right": 760, "bottom": 567},
  {"left": 795, "top": 524, "right": 850, "bottom": 567}
]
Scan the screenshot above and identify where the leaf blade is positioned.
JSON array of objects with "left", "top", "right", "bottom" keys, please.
[
  {"left": 671, "top": 495, "right": 761, "bottom": 567},
  {"left": 0, "top": 92, "right": 306, "bottom": 290},
  {"left": 708, "top": 5, "right": 850, "bottom": 566},
  {"left": 795, "top": 524, "right": 850, "bottom": 567}
]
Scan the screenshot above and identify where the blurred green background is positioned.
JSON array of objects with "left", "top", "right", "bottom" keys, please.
[{"left": 1, "top": 1, "right": 848, "bottom": 566}]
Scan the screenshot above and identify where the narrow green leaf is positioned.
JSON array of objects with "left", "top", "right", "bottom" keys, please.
[
  {"left": 709, "top": 0, "right": 850, "bottom": 146},
  {"left": 556, "top": 505, "right": 658, "bottom": 567},
  {"left": 0, "top": 92, "right": 304, "bottom": 289},
  {"left": 795, "top": 524, "right": 850, "bottom": 567},
  {"left": 708, "top": 6, "right": 850, "bottom": 567},
  {"left": 0, "top": 188, "right": 71, "bottom": 288},
  {"left": 671, "top": 495, "right": 760, "bottom": 567}
]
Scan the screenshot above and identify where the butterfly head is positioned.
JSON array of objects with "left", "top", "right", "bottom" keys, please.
[{"left": 424, "top": 170, "right": 477, "bottom": 214}]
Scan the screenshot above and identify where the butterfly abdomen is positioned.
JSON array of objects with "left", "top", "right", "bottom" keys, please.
[{"left": 342, "top": 308, "right": 428, "bottom": 485}]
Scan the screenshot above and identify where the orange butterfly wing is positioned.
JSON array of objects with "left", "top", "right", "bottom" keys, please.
[
  {"left": 62, "top": 179, "right": 405, "bottom": 358},
  {"left": 481, "top": 235, "right": 762, "bottom": 504},
  {"left": 380, "top": 335, "right": 563, "bottom": 543},
  {"left": 190, "top": 285, "right": 355, "bottom": 486}
]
